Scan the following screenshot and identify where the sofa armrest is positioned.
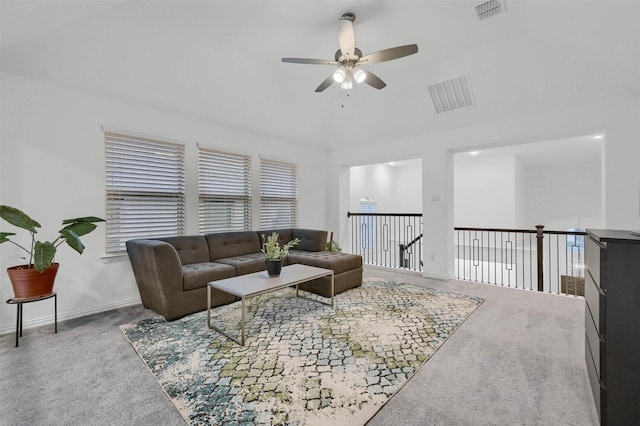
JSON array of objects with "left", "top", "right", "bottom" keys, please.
[{"left": 126, "top": 239, "right": 184, "bottom": 316}]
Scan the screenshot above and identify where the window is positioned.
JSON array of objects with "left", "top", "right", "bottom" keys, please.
[
  {"left": 360, "top": 197, "right": 377, "bottom": 250},
  {"left": 105, "top": 132, "right": 186, "bottom": 254},
  {"left": 566, "top": 227, "right": 585, "bottom": 250},
  {"left": 260, "top": 158, "right": 298, "bottom": 229},
  {"left": 198, "top": 148, "right": 251, "bottom": 233}
]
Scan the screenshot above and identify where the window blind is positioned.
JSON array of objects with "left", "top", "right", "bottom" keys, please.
[
  {"left": 198, "top": 148, "right": 252, "bottom": 233},
  {"left": 105, "top": 132, "right": 186, "bottom": 254},
  {"left": 260, "top": 158, "right": 298, "bottom": 229},
  {"left": 360, "top": 199, "right": 377, "bottom": 250}
]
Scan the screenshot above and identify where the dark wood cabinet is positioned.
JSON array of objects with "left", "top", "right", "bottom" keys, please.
[{"left": 585, "top": 229, "right": 640, "bottom": 425}]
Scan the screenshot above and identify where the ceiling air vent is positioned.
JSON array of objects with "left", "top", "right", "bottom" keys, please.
[
  {"left": 475, "top": 0, "right": 505, "bottom": 20},
  {"left": 428, "top": 75, "right": 475, "bottom": 114}
]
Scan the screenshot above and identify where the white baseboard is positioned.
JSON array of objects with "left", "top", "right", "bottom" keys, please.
[
  {"left": 0, "top": 297, "right": 141, "bottom": 336},
  {"left": 422, "top": 271, "right": 452, "bottom": 280}
]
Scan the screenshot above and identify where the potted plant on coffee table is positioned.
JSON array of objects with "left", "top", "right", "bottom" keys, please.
[
  {"left": 261, "top": 232, "right": 300, "bottom": 277},
  {"left": 0, "top": 205, "right": 105, "bottom": 298}
]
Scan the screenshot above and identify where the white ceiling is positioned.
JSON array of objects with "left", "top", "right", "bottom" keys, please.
[{"left": 2, "top": 0, "right": 640, "bottom": 151}]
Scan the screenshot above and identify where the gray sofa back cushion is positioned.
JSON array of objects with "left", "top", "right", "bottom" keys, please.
[
  {"left": 205, "top": 231, "right": 261, "bottom": 261},
  {"left": 292, "top": 228, "right": 328, "bottom": 252},
  {"left": 157, "top": 236, "right": 209, "bottom": 265}
]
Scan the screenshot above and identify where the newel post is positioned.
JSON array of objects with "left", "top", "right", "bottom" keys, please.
[{"left": 536, "top": 225, "right": 544, "bottom": 292}]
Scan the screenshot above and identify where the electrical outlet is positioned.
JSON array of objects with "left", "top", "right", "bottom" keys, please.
[{"left": 429, "top": 254, "right": 435, "bottom": 261}]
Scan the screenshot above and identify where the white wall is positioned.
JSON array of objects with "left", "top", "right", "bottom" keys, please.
[
  {"left": 454, "top": 152, "right": 601, "bottom": 231},
  {"left": 454, "top": 154, "right": 518, "bottom": 228},
  {"left": 328, "top": 96, "right": 640, "bottom": 280},
  {"left": 349, "top": 162, "right": 422, "bottom": 214},
  {"left": 514, "top": 156, "right": 526, "bottom": 227},
  {"left": 524, "top": 160, "right": 601, "bottom": 230},
  {"left": 349, "top": 164, "right": 396, "bottom": 213},
  {"left": 0, "top": 73, "right": 328, "bottom": 333},
  {"left": 394, "top": 164, "right": 423, "bottom": 213}
]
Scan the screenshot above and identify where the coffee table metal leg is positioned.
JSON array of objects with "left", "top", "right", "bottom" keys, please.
[
  {"left": 241, "top": 297, "right": 246, "bottom": 346},
  {"left": 206, "top": 284, "right": 245, "bottom": 346},
  {"left": 331, "top": 272, "right": 334, "bottom": 307},
  {"left": 295, "top": 272, "right": 335, "bottom": 307},
  {"left": 207, "top": 285, "right": 212, "bottom": 328}
]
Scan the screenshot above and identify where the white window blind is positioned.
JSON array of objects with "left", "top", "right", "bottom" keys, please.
[
  {"left": 260, "top": 158, "right": 298, "bottom": 229},
  {"left": 198, "top": 148, "right": 252, "bottom": 233},
  {"left": 105, "top": 132, "right": 186, "bottom": 254},
  {"left": 359, "top": 197, "right": 377, "bottom": 250}
]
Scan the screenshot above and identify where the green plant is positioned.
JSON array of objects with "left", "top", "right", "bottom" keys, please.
[
  {"left": 261, "top": 232, "right": 300, "bottom": 261},
  {"left": 0, "top": 205, "right": 105, "bottom": 272},
  {"left": 326, "top": 240, "right": 342, "bottom": 252}
]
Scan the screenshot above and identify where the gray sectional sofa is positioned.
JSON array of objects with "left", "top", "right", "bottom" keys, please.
[{"left": 126, "top": 228, "right": 363, "bottom": 320}]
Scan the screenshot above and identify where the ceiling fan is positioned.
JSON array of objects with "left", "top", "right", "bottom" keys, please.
[{"left": 281, "top": 12, "right": 418, "bottom": 92}]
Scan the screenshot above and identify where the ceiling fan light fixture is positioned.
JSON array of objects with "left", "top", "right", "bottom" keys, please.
[
  {"left": 281, "top": 12, "right": 418, "bottom": 93},
  {"left": 333, "top": 68, "right": 346, "bottom": 83},
  {"left": 353, "top": 68, "right": 366, "bottom": 83}
]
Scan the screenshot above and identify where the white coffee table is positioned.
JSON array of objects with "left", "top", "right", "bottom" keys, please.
[{"left": 206, "top": 264, "right": 334, "bottom": 345}]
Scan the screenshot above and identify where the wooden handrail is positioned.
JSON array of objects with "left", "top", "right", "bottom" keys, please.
[{"left": 455, "top": 226, "right": 586, "bottom": 236}]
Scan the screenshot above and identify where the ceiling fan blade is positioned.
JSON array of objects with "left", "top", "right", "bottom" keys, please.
[
  {"left": 282, "top": 58, "right": 338, "bottom": 65},
  {"left": 359, "top": 44, "right": 418, "bottom": 64},
  {"left": 338, "top": 18, "right": 355, "bottom": 58},
  {"left": 362, "top": 69, "right": 387, "bottom": 90},
  {"left": 315, "top": 75, "right": 335, "bottom": 92}
]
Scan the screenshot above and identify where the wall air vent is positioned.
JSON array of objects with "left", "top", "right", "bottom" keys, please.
[
  {"left": 475, "top": 0, "right": 505, "bottom": 20},
  {"left": 428, "top": 75, "right": 475, "bottom": 114}
]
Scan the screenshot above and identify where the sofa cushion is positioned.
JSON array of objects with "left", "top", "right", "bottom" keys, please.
[
  {"left": 158, "top": 236, "right": 210, "bottom": 265},
  {"left": 298, "top": 267, "right": 363, "bottom": 298},
  {"left": 214, "top": 252, "right": 267, "bottom": 276},
  {"left": 287, "top": 250, "right": 362, "bottom": 275},
  {"left": 291, "top": 229, "right": 328, "bottom": 252},
  {"left": 182, "top": 262, "right": 236, "bottom": 291},
  {"left": 205, "top": 231, "right": 261, "bottom": 261}
]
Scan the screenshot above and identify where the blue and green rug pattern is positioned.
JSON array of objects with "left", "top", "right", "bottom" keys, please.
[{"left": 121, "top": 279, "right": 483, "bottom": 425}]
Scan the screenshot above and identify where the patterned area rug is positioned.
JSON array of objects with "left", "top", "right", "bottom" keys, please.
[{"left": 121, "top": 279, "right": 483, "bottom": 425}]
